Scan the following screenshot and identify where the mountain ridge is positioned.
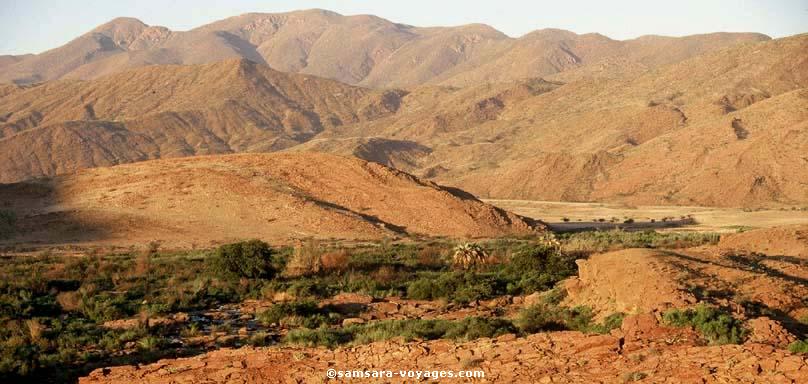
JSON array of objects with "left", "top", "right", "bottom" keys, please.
[
  {"left": 0, "top": 14, "right": 804, "bottom": 208},
  {"left": 0, "top": 9, "right": 771, "bottom": 87}
]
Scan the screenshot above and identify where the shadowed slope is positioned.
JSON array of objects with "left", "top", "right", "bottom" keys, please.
[
  {"left": 0, "top": 152, "right": 539, "bottom": 247},
  {"left": 0, "top": 59, "right": 403, "bottom": 182}
]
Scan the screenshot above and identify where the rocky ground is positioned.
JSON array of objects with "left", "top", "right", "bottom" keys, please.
[
  {"left": 80, "top": 227, "right": 808, "bottom": 383},
  {"left": 81, "top": 315, "right": 805, "bottom": 383}
]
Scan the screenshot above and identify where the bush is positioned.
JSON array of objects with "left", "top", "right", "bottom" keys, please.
[
  {"left": 320, "top": 250, "right": 350, "bottom": 272},
  {"left": 662, "top": 305, "right": 747, "bottom": 345},
  {"left": 248, "top": 331, "right": 274, "bottom": 347},
  {"left": 406, "top": 272, "right": 503, "bottom": 304},
  {"left": 501, "top": 243, "right": 577, "bottom": 294},
  {"left": 443, "top": 317, "right": 517, "bottom": 341},
  {"left": 257, "top": 301, "right": 336, "bottom": 329},
  {"left": 515, "top": 301, "right": 623, "bottom": 334},
  {"left": 137, "top": 335, "right": 165, "bottom": 351},
  {"left": 284, "top": 318, "right": 516, "bottom": 348},
  {"left": 284, "top": 239, "right": 323, "bottom": 277},
  {"left": 788, "top": 339, "right": 808, "bottom": 354},
  {"left": 406, "top": 275, "right": 455, "bottom": 301},
  {"left": 593, "top": 312, "right": 626, "bottom": 334},
  {"left": 515, "top": 303, "right": 572, "bottom": 333},
  {"left": 208, "top": 240, "right": 277, "bottom": 280},
  {"left": 284, "top": 328, "right": 352, "bottom": 348},
  {"left": 286, "top": 279, "right": 332, "bottom": 299}
]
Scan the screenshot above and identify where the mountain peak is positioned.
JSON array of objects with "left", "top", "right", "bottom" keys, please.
[{"left": 92, "top": 17, "right": 149, "bottom": 33}]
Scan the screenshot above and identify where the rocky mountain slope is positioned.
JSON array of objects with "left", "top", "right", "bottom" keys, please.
[
  {"left": 305, "top": 34, "right": 808, "bottom": 207},
  {"left": 0, "top": 152, "right": 537, "bottom": 247},
  {"left": 0, "top": 10, "right": 768, "bottom": 87},
  {"left": 0, "top": 14, "right": 805, "bottom": 208},
  {"left": 0, "top": 58, "right": 403, "bottom": 182}
]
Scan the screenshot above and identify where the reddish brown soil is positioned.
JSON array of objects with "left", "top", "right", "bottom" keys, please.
[{"left": 0, "top": 152, "right": 537, "bottom": 248}]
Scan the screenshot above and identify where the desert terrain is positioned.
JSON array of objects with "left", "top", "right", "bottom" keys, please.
[
  {"left": 489, "top": 199, "right": 808, "bottom": 233},
  {"left": 1, "top": 13, "right": 806, "bottom": 207},
  {"left": 0, "top": 7, "right": 806, "bottom": 384},
  {"left": 0, "top": 152, "right": 535, "bottom": 248}
]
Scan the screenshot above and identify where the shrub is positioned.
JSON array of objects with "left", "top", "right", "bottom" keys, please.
[
  {"left": 406, "top": 272, "right": 502, "bottom": 304},
  {"left": 662, "top": 305, "right": 747, "bottom": 345},
  {"left": 248, "top": 331, "right": 273, "bottom": 347},
  {"left": 284, "top": 239, "right": 323, "bottom": 277},
  {"left": 788, "top": 339, "right": 808, "bottom": 354},
  {"left": 596, "top": 312, "right": 627, "bottom": 334},
  {"left": 501, "top": 242, "right": 577, "bottom": 294},
  {"left": 137, "top": 336, "right": 165, "bottom": 351},
  {"left": 451, "top": 275, "right": 499, "bottom": 304},
  {"left": 406, "top": 273, "right": 458, "bottom": 301},
  {"left": 515, "top": 302, "right": 622, "bottom": 334},
  {"left": 416, "top": 246, "right": 445, "bottom": 268},
  {"left": 257, "top": 301, "right": 335, "bottom": 328},
  {"left": 284, "top": 328, "right": 352, "bottom": 348},
  {"left": 443, "top": 317, "right": 517, "bottom": 341},
  {"left": 357, "top": 318, "right": 515, "bottom": 343},
  {"left": 286, "top": 279, "right": 331, "bottom": 299},
  {"left": 284, "top": 318, "right": 517, "bottom": 348},
  {"left": 406, "top": 278, "right": 434, "bottom": 300},
  {"left": 320, "top": 250, "right": 350, "bottom": 272},
  {"left": 77, "top": 294, "right": 131, "bottom": 323},
  {"left": 371, "top": 265, "right": 398, "bottom": 285},
  {"left": 208, "top": 240, "right": 276, "bottom": 280},
  {"left": 515, "top": 303, "right": 573, "bottom": 333}
]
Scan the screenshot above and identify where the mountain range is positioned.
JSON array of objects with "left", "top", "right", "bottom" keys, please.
[
  {"left": 0, "top": 9, "right": 769, "bottom": 87},
  {"left": 1, "top": 10, "right": 806, "bottom": 208}
]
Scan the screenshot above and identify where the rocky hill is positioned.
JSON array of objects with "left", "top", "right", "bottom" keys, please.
[{"left": 0, "top": 152, "right": 538, "bottom": 247}]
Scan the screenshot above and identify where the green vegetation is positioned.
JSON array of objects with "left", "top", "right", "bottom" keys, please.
[
  {"left": 662, "top": 305, "right": 747, "bottom": 345},
  {"left": 559, "top": 230, "right": 720, "bottom": 253},
  {"left": 208, "top": 239, "right": 278, "bottom": 280},
  {"left": 283, "top": 298, "right": 624, "bottom": 349},
  {"left": 404, "top": 242, "right": 576, "bottom": 303},
  {"left": 285, "top": 317, "right": 517, "bottom": 348},
  {"left": 0, "top": 231, "right": 732, "bottom": 382},
  {"left": 257, "top": 301, "right": 342, "bottom": 329},
  {"left": 515, "top": 300, "right": 624, "bottom": 334},
  {"left": 0, "top": 238, "right": 582, "bottom": 381},
  {"left": 0, "top": 241, "right": 288, "bottom": 382},
  {"left": 788, "top": 339, "right": 808, "bottom": 354}
]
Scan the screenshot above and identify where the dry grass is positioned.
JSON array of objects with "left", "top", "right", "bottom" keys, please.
[
  {"left": 417, "top": 246, "right": 445, "bottom": 268},
  {"left": 285, "top": 239, "right": 323, "bottom": 277},
  {"left": 56, "top": 291, "right": 80, "bottom": 312},
  {"left": 371, "top": 265, "right": 398, "bottom": 284},
  {"left": 25, "top": 319, "right": 45, "bottom": 343},
  {"left": 320, "top": 250, "right": 350, "bottom": 272}
]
